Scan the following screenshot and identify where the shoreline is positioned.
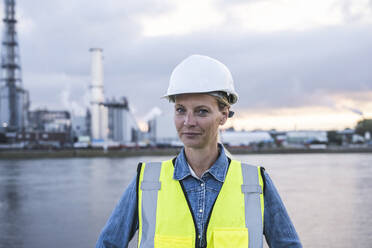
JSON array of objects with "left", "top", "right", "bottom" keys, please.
[{"left": 0, "top": 147, "right": 371, "bottom": 159}]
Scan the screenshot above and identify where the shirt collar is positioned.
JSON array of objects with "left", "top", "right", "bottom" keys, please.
[{"left": 173, "top": 143, "right": 229, "bottom": 182}]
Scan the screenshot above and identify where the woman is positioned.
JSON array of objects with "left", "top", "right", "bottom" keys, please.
[{"left": 96, "top": 55, "right": 302, "bottom": 248}]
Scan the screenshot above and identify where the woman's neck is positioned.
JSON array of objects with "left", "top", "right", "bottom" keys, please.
[{"left": 184, "top": 144, "right": 219, "bottom": 178}]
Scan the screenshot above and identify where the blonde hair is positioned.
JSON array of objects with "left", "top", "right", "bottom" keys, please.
[{"left": 169, "top": 91, "right": 234, "bottom": 117}]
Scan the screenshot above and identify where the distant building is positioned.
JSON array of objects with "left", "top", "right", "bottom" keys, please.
[
  {"left": 23, "top": 109, "right": 72, "bottom": 147},
  {"left": 0, "top": 87, "right": 29, "bottom": 131},
  {"left": 147, "top": 111, "right": 179, "bottom": 146},
  {"left": 28, "top": 110, "right": 71, "bottom": 133},
  {"left": 12, "top": 131, "right": 70, "bottom": 148},
  {"left": 329, "top": 129, "right": 370, "bottom": 146},
  {"left": 336, "top": 129, "right": 354, "bottom": 145},
  {"left": 220, "top": 130, "right": 274, "bottom": 147},
  {"left": 88, "top": 48, "right": 141, "bottom": 146},
  {"left": 104, "top": 97, "right": 140, "bottom": 144},
  {"left": 71, "top": 115, "right": 89, "bottom": 139},
  {"left": 0, "top": 109, "right": 72, "bottom": 147},
  {"left": 284, "top": 130, "right": 328, "bottom": 148},
  {"left": 268, "top": 130, "right": 287, "bottom": 147}
]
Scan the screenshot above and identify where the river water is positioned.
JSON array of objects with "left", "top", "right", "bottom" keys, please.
[{"left": 0, "top": 153, "right": 371, "bottom": 248}]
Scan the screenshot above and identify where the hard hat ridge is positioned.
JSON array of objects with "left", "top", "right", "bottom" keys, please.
[{"left": 164, "top": 54, "right": 239, "bottom": 104}]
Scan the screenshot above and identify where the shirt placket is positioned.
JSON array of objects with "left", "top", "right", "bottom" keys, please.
[{"left": 197, "top": 178, "right": 206, "bottom": 248}]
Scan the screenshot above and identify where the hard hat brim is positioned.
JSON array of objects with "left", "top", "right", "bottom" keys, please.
[{"left": 162, "top": 91, "right": 238, "bottom": 105}]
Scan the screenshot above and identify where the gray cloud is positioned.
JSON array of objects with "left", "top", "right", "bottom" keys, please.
[
  {"left": 2, "top": 0, "right": 371, "bottom": 119},
  {"left": 335, "top": 0, "right": 372, "bottom": 23},
  {"left": 106, "top": 26, "right": 372, "bottom": 114}
]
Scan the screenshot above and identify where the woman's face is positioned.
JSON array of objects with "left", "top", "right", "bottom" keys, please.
[{"left": 174, "top": 93, "right": 228, "bottom": 149}]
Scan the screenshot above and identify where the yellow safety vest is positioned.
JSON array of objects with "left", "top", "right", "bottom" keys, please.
[{"left": 137, "top": 159, "right": 264, "bottom": 248}]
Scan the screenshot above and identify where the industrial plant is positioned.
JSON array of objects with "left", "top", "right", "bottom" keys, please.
[
  {"left": 0, "top": 0, "right": 29, "bottom": 133},
  {"left": 86, "top": 48, "right": 140, "bottom": 147},
  {"left": 0, "top": 0, "right": 141, "bottom": 149},
  {"left": 0, "top": 0, "right": 370, "bottom": 153}
]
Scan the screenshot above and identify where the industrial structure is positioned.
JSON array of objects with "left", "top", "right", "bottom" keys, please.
[
  {"left": 285, "top": 130, "right": 328, "bottom": 148},
  {"left": 220, "top": 130, "right": 274, "bottom": 147},
  {"left": 104, "top": 97, "right": 140, "bottom": 143},
  {"left": 0, "top": 0, "right": 71, "bottom": 148},
  {"left": 147, "top": 110, "right": 179, "bottom": 146},
  {"left": 0, "top": 0, "right": 29, "bottom": 132},
  {"left": 89, "top": 48, "right": 108, "bottom": 142},
  {"left": 88, "top": 48, "right": 140, "bottom": 146},
  {"left": 28, "top": 110, "right": 71, "bottom": 133}
]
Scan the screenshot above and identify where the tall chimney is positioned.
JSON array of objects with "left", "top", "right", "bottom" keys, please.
[{"left": 89, "top": 48, "right": 108, "bottom": 141}]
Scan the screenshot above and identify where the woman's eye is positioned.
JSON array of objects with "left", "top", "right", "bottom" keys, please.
[
  {"left": 176, "top": 107, "right": 185, "bottom": 114},
  {"left": 197, "top": 109, "right": 209, "bottom": 116}
]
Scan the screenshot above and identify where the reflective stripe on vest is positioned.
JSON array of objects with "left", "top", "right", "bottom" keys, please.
[
  {"left": 138, "top": 159, "right": 264, "bottom": 248},
  {"left": 138, "top": 162, "right": 162, "bottom": 248}
]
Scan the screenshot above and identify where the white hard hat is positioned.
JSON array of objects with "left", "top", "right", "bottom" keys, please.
[{"left": 164, "top": 54, "right": 238, "bottom": 104}]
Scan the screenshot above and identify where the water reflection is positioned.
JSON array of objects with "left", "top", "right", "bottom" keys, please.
[
  {"left": 235, "top": 153, "right": 372, "bottom": 247},
  {"left": 0, "top": 161, "right": 24, "bottom": 248},
  {"left": 0, "top": 154, "right": 371, "bottom": 247}
]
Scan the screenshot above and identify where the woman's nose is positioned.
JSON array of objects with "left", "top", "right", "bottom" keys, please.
[{"left": 184, "top": 112, "right": 196, "bottom": 126}]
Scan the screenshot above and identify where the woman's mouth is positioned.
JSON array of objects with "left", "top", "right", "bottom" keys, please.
[{"left": 182, "top": 132, "right": 202, "bottom": 136}]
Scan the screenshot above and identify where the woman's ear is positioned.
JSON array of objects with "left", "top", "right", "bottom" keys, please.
[
  {"left": 220, "top": 107, "right": 229, "bottom": 125},
  {"left": 220, "top": 117, "right": 227, "bottom": 125}
]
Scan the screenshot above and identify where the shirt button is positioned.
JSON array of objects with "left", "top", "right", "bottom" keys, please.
[
  {"left": 201, "top": 183, "right": 204, "bottom": 187},
  {"left": 199, "top": 209, "right": 203, "bottom": 213}
]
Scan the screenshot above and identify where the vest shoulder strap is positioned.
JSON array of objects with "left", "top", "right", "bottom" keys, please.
[
  {"left": 241, "top": 162, "right": 264, "bottom": 248},
  {"left": 138, "top": 162, "right": 162, "bottom": 248}
]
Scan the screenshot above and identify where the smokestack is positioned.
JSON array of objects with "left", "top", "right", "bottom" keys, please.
[
  {"left": 89, "top": 48, "right": 108, "bottom": 141},
  {"left": 344, "top": 106, "right": 364, "bottom": 117},
  {"left": 90, "top": 48, "right": 104, "bottom": 103}
]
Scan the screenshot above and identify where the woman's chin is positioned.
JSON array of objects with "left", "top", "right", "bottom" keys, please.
[{"left": 181, "top": 139, "right": 204, "bottom": 149}]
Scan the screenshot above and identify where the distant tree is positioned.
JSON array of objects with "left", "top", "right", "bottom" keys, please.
[
  {"left": 327, "top": 130, "right": 342, "bottom": 145},
  {"left": 0, "top": 133, "right": 6, "bottom": 143},
  {"left": 355, "top": 119, "right": 372, "bottom": 136}
]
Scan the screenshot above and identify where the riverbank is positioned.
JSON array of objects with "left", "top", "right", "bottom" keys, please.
[{"left": 0, "top": 146, "right": 371, "bottom": 159}]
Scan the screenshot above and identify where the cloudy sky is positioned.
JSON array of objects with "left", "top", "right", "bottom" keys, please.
[{"left": 2, "top": 0, "right": 372, "bottom": 131}]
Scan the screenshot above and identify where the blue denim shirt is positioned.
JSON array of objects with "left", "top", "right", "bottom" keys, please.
[{"left": 96, "top": 146, "right": 302, "bottom": 248}]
